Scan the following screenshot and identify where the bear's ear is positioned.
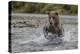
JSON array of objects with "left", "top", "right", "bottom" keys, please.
[
  {"left": 46, "top": 11, "right": 50, "bottom": 15},
  {"left": 55, "top": 12, "right": 58, "bottom": 15},
  {"left": 48, "top": 12, "right": 50, "bottom": 15}
]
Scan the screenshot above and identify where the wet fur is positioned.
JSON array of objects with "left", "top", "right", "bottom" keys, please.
[{"left": 43, "top": 11, "right": 63, "bottom": 41}]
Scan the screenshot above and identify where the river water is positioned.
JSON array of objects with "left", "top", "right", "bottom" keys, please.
[{"left": 11, "top": 14, "right": 78, "bottom": 53}]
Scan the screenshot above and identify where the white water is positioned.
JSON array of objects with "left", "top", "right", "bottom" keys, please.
[
  {"left": 20, "top": 27, "right": 49, "bottom": 44},
  {"left": 18, "top": 24, "right": 77, "bottom": 44}
]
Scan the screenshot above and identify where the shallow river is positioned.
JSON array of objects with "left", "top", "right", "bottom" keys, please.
[
  {"left": 10, "top": 13, "right": 78, "bottom": 53},
  {"left": 11, "top": 23, "right": 78, "bottom": 53}
]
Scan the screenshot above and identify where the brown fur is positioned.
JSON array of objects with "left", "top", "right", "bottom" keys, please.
[{"left": 48, "top": 11, "right": 62, "bottom": 35}]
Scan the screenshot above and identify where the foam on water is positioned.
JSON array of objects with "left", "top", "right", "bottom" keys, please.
[
  {"left": 20, "top": 26, "right": 63, "bottom": 45},
  {"left": 20, "top": 26, "right": 49, "bottom": 45},
  {"left": 20, "top": 23, "right": 77, "bottom": 45}
]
